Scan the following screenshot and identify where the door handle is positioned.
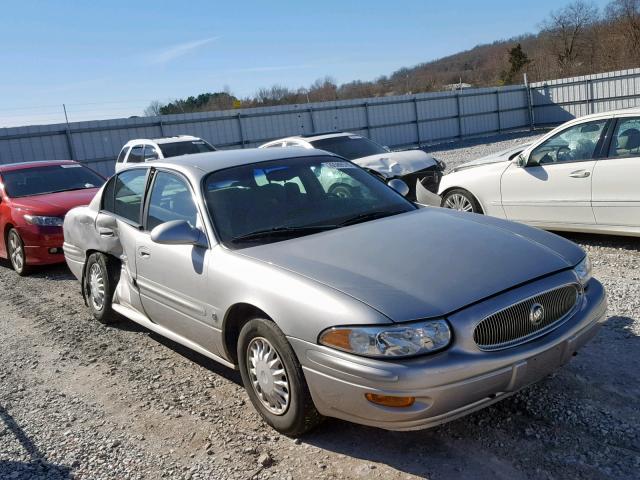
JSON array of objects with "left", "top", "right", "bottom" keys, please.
[
  {"left": 98, "top": 227, "right": 114, "bottom": 237},
  {"left": 569, "top": 170, "right": 591, "bottom": 178},
  {"left": 138, "top": 247, "right": 151, "bottom": 259}
]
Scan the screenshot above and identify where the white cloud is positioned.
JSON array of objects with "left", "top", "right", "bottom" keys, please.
[{"left": 148, "top": 37, "right": 218, "bottom": 65}]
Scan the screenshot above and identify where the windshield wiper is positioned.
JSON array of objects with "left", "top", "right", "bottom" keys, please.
[
  {"left": 338, "top": 210, "right": 405, "bottom": 227},
  {"left": 230, "top": 225, "right": 337, "bottom": 243}
]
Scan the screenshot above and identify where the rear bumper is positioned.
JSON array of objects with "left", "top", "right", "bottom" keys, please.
[
  {"left": 290, "top": 278, "right": 606, "bottom": 431},
  {"left": 18, "top": 226, "right": 65, "bottom": 265}
]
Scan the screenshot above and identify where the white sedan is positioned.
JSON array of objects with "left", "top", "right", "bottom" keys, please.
[
  {"left": 260, "top": 132, "right": 444, "bottom": 203},
  {"left": 439, "top": 108, "right": 640, "bottom": 237}
]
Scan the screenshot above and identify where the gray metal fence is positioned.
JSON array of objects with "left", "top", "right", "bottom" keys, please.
[{"left": 1, "top": 67, "right": 639, "bottom": 177}]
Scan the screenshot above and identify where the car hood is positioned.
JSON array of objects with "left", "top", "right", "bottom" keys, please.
[
  {"left": 352, "top": 150, "right": 439, "bottom": 177},
  {"left": 238, "top": 208, "right": 584, "bottom": 322},
  {"left": 10, "top": 188, "right": 100, "bottom": 216},
  {"left": 452, "top": 143, "right": 530, "bottom": 172}
]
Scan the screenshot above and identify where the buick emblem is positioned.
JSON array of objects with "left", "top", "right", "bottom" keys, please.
[{"left": 529, "top": 303, "right": 545, "bottom": 326}]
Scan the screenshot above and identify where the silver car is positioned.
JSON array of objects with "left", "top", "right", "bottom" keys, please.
[{"left": 63, "top": 148, "right": 607, "bottom": 435}]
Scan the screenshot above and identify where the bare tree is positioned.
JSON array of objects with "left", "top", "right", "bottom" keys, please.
[
  {"left": 541, "top": 1, "right": 599, "bottom": 75},
  {"left": 606, "top": 0, "right": 640, "bottom": 61},
  {"left": 144, "top": 100, "right": 164, "bottom": 117}
]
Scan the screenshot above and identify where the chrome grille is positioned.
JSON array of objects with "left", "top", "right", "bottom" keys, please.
[{"left": 473, "top": 284, "right": 581, "bottom": 351}]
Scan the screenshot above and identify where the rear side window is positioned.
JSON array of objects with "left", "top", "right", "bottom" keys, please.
[
  {"left": 127, "top": 146, "right": 144, "bottom": 164},
  {"left": 143, "top": 145, "right": 160, "bottom": 161},
  {"left": 111, "top": 169, "right": 148, "bottom": 224},
  {"left": 609, "top": 118, "right": 640, "bottom": 158},
  {"left": 116, "top": 147, "right": 130, "bottom": 163},
  {"left": 146, "top": 171, "right": 198, "bottom": 231}
]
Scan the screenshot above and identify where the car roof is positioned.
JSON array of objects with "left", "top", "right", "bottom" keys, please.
[
  {"left": 124, "top": 135, "right": 203, "bottom": 146},
  {"left": 267, "top": 132, "right": 357, "bottom": 145},
  {"left": 139, "top": 147, "right": 337, "bottom": 176},
  {"left": 571, "top": 106, "right": 640, "bottom": 122},
  {"left": 0, "top": 160, "right": 78, "bottom": 173}
]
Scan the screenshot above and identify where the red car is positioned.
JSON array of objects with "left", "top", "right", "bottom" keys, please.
[{"left": 0, "top": 160, "right": 105, "bottom": 275}]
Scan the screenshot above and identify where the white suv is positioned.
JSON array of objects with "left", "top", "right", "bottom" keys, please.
[{"left": 115, "top": 135, "right": 216, "bottom": 173}]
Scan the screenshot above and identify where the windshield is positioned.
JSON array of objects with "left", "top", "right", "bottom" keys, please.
[
  {"left": 1, "top": 164, "right": 105, "bottom": 198},
  {"left": 310, "top": 135, "right": 388, "bottom": 160},
  {"left": 159, "top": 140, "right": 216, "bottom": 158},
  {"left": 204, "top": 155, "right": 415, "bottom": 247}
]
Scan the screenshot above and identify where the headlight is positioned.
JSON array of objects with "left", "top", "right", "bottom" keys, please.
[
  {"left": 574, "top": 255, "right": 592, "bottom": 286},
  {"left": 24, "top": 215, "right": 64, "bottom": 227},
  {"left": 319, "top": 319, "right": 451, "bottom": 358}
]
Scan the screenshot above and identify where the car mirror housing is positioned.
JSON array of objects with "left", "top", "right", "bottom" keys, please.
[
  {"left": 387, "top": 179, "right": 410, "bottom": 197},
  {"left": 151, "top": 220, "right": 208, "bottom": 248}
]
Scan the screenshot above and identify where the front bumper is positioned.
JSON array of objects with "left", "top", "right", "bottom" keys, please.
[
  {"left": 18, "top": 225, "right": 65, "bottom": 266},
  {"left": 290, "top": 273, "right": 607, "bottom": 431}
]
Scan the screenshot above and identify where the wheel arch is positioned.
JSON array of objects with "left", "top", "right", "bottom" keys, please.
[{"left": 222, "top": 303, "right": 274, "bottom": 365}]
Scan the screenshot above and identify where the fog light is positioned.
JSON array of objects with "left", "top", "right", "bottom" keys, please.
[
  {"left": 365, "top": 393, "right": 415, "bottom": 408},
  {"left": 49, "top": 247, "right": 62, "bottom": 254}
]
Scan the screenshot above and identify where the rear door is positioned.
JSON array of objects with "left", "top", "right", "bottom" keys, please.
[
  {"left": 592, "top": 116, "right": 640, "bottom": 228},
  {"left": 98, "top": 168, "right": 150, "bottom": 308},
  {"left": 500, "top": 119, "right": 608, "bottom": 226}
]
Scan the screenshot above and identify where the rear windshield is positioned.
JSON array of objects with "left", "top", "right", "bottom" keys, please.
[
  {"left": 1, "top": 164, "right": 105, "bottom": 198},
  {"left": 159, "top": 140, "right": 216, "bottom": 158},
  {"left": 310, "top": 135, "right": 387, "bottom": 160}
]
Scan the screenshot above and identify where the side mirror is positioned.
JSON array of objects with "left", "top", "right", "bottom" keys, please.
[
  {"left": 387, "top": 178, "right": 410, "bottom": 197},
  {"left": 151, "top": 220, "right": 208, "bottom": 248},
  {"left": 515, "top": 153, "right": 528, "bottom": 168}
]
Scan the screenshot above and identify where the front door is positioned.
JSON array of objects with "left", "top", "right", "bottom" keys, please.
[
  {"left": 592, "top": 117, "right": 640, "bottom": 228},
  {"left": 134, "top": 170, "right": 219, "bottom": 353},
  {"left": 501, "top": 119, "right": 609, "bottom": 226}
]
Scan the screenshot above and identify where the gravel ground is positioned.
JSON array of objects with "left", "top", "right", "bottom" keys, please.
[
  {"left": 1, "top": 131, "right": 639, "bottom": 480},
  {"left": 422, "top": 130, "right": 547, "bottom": 172}
]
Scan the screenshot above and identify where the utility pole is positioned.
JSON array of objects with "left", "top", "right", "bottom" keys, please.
[{"left": 62, "top": 104, "right": 77, "bottom": 160}]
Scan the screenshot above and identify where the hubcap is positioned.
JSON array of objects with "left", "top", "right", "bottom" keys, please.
[
  {"left": 247, "top": 337, "right": 290, "bottom": 415},
  {"left": 8, "top": 232, "right": 24, "bottom": 272},
  {"left": 88, "top": 263, "right": 106, "bottom": 311},
  {"left": 444, "top": 193, "right": 474, "bottom": 212}
]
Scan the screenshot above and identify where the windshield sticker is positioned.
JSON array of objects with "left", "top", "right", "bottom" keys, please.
[
  {"left": 60, "top": 164, "right": 82, "bottom": 168},
  {"left": 322, "top": 161, "right": 356, "bottom": 169}
]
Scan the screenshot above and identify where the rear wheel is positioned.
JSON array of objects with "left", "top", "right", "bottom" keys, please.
[
  {"left": 442, "top": 189, "right": 483, "bottom": 214},
  {"left": 7, "top": 229, "right": 30, "bottom": 276},
  {"left": 238, "top": 318, "right": 324, "bottom": 436},
  {"left": 84, "top": 252, "right": 120, "bottom": 324}
]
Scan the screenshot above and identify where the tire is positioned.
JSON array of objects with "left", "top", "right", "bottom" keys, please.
[
  {"left": 7, "top": 229, "right": 31, "bottom": 276},
  {"left": 84, "top": 252, "right": 120, "bottom": 324},
  {"left": 442, "top": 188, "right": 483, "bottom": 214},
  {"left": 238, "top": 318, "right": 324, "bottom": 436}
]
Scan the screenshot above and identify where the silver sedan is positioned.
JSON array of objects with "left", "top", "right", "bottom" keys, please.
[{"left": 63, "top": 148, "right": 607, "bottom": 435}]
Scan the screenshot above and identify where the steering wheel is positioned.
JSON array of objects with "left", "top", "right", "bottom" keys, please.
[{"left": 556, "top": 146, "right": 572, "bottom": 162}]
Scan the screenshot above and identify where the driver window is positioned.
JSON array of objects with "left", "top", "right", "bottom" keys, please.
[
  {"left": 146, "top": 172, "right": 199, "bottom": 231},
  {"left": 609, "top": 118, "right": 640, "bottom": 158},
  {"left": 529, "top": 120, "right": 608, "bottom": 165}
]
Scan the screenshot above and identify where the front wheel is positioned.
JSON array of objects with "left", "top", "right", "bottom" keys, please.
[
  {"left": 442, "top": 189, "right": 483, "bottom": 214},
  {"left": 7, "top": 229, "right": 30, "bottom": 276},
  {"left": 238, "top": 319, "right": 324, "bottom": 436}
]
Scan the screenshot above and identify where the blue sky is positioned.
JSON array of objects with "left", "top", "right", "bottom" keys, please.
[{"left": 0, "top": 0, "right": 611, "bottom": 127}]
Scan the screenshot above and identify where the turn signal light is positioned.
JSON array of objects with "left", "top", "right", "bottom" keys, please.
[{"left": 365, "top": 393, "right": 415, "bottom": 408}]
